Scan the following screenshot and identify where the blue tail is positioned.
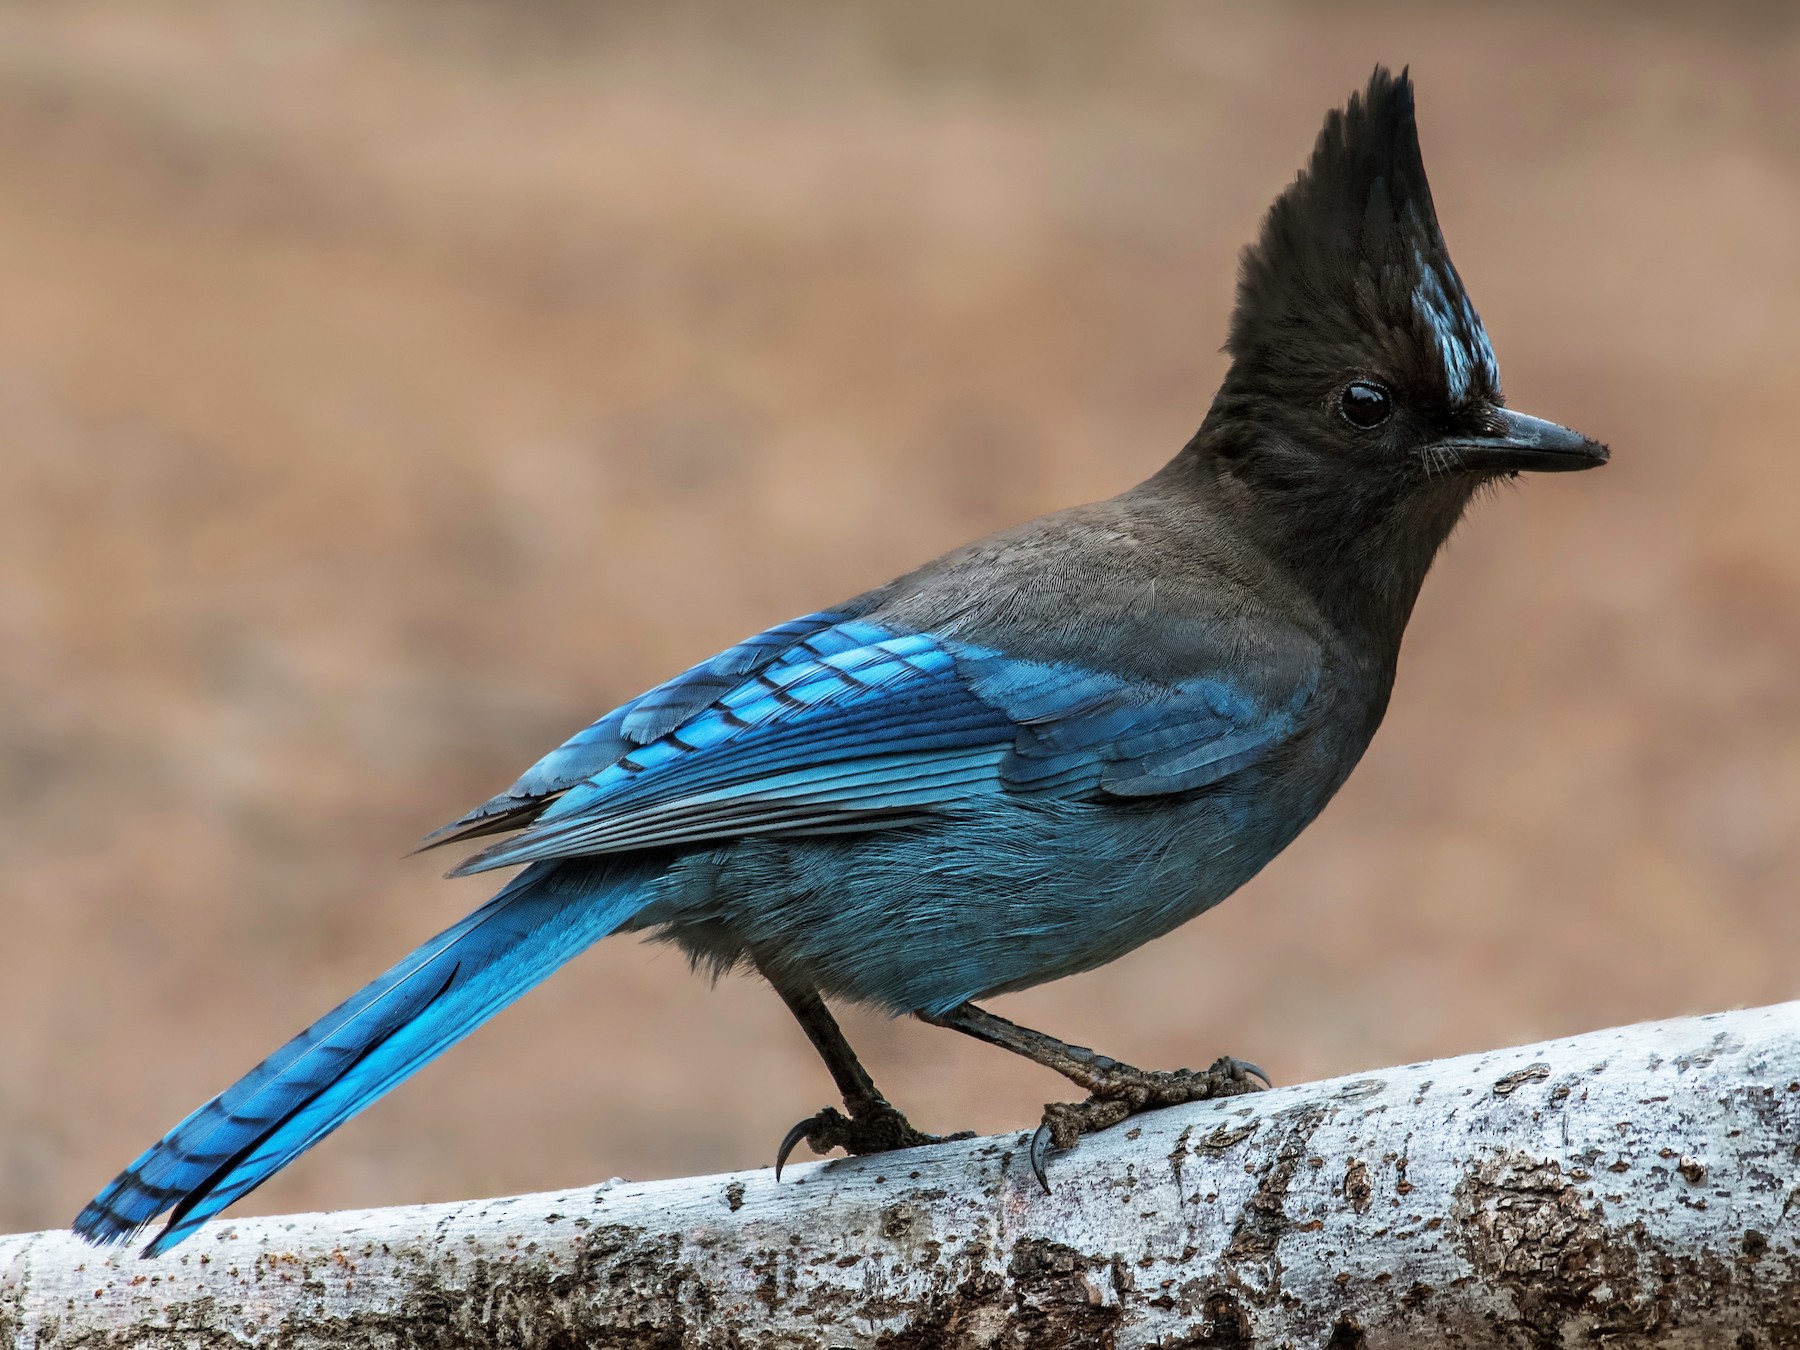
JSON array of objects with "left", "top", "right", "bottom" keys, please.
[{"left": 74, "top": 860, "right": 653, "bottom": 1256}]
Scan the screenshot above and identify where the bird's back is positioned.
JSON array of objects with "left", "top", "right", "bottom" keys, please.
[{"left": 862, "top": 476, "right": 1358, "bottom": 685}]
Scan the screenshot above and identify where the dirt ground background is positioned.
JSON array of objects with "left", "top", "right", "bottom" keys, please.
[{"left": 2, "top": 1, "right": 1798, "bottom": 1236}]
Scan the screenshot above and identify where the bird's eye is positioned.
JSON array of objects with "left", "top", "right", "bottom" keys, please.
[{"left": 1338, "top": 380, "right": 1392, "bottom": 430}]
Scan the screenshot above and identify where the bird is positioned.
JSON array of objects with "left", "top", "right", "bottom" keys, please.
[{"left": 74, "top": 66, "right": 1605, "bottom": 1256}]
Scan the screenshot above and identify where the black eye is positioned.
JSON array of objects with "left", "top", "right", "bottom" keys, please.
[{"left": 1338, "top": 380, "right": 1392, "bottom": 430}]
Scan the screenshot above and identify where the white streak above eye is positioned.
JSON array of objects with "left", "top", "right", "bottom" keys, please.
[{"left": 1412, "top": 247, "right": 1500, "bottom": 403}]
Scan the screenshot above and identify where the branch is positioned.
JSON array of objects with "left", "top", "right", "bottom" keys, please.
[{"left": 6, "top": 1003, "right": 1797, "bottom": 1347}]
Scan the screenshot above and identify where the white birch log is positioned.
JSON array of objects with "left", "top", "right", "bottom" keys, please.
[{"left": 5, "top": 1002, "right": 1799, "bottom": 1347}]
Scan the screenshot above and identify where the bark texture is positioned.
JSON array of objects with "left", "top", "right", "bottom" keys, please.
[{"left": 6, "top": 1003, "right": 1799, "bottom": 1348}]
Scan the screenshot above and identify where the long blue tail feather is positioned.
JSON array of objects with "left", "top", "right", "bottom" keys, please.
[{"left": 73, "top": 860, "right": 653, "bottom": 1255}]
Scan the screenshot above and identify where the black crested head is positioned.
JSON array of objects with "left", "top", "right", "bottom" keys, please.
[
  {"left": 1225, "top": 65, "right": 1498, "bottom": 416},
  {"left": 1175, "top": 66, "right": 1606, "bottom": 646}
]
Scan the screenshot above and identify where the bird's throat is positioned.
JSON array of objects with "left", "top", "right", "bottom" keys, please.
[{"left": 1184, "top": 446, "right": 1479, "bottom": 658}]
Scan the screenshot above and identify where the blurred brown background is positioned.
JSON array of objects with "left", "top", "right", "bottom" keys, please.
[{"left": 2, "top": 0, "right": 1798, "bottom": 1236}]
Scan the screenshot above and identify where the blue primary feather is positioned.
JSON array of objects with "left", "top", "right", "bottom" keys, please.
[{"left": 73, "top": 859, "right": 656, "bottom": 1254}]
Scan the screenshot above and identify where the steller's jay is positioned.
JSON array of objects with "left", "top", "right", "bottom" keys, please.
[{"left": 75, "top": 66, "right": 1605, "bottom": 1255}]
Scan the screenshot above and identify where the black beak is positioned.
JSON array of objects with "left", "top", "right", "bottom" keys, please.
[{"left": 1439, "top": 408, "right": 1609, "bottom": 474}]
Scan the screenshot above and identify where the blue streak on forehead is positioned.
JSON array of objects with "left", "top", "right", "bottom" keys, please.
[{"left": 1412, "top": 246, "right": 1500, "bottom": 404}]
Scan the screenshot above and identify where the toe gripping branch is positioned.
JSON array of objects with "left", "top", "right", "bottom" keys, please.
[
  {"left": 1027, "top": 1056, "right": 1270, "bottom": 1194},
  {"left": 766, "top": 982, "right": 974, "bottom": 1180},
  {"left": 775, "top": 1100, "right": 973, "bottom": 1179},
  {"left": 915, "top": 1002, "right": 1270, "bottom": 1193},
  {"left": 767, "top": 987, "right": 1267, "bottom": 1192}
]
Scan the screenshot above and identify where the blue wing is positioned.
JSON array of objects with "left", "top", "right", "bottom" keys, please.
[{"left": 444, "top": 614, "right": 1320, "bottom": 876}]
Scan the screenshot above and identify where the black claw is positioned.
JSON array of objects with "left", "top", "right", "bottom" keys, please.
[
  {"left": 774, "top": 1116, "right": 817, "bottom": 1180},
  {"left": 1028, "top": 1124, "right": 1054, "bottom": 1194},
  {"left": 1237, "top": 1059, "right": 1273, "bottom": 1088}
]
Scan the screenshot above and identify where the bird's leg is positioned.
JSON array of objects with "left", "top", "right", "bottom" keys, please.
[
  {"left": 920, "top": 1002, "right": 1269, "bottom": 1192},
  {"left": 770, "top": 983, "right": 971, "bottom": 1177}
]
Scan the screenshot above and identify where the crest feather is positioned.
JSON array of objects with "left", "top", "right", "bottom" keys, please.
[{"left": 1229, "top": 67, "right": 1499, "bottom": 404}]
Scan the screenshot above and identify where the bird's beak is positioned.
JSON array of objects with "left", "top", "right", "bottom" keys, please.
[{"left": 1438, "top": 408, "right": 1609, "bottom": 474}]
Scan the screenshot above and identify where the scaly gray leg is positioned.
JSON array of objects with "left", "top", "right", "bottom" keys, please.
[
  {"left": 769, "top": 982, "right": 970, "bottom": 1177},
  {"left": 921, "top": 1001, "right": 1269, "bottom": 1191}
]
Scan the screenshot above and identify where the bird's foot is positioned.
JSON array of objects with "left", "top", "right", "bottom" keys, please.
[
  {"left": 1028, "top": 1055, "right": 1269, "bottom": 1193},
  {"left": 775, "top": 1097, "right": 973, "bottom": 1179}
]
